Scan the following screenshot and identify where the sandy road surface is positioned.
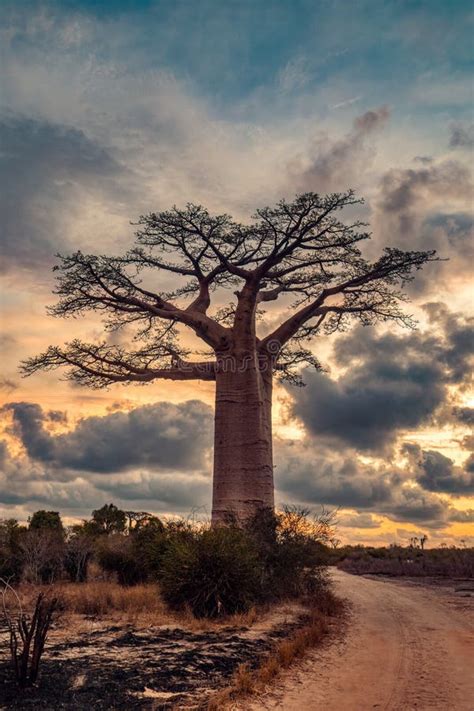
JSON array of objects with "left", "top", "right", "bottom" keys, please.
[{"left": 241, "top": 570, "right": 474, "bottom": 711}]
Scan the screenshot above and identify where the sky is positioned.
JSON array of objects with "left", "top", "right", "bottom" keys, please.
[{"left": 0, "top": 0, "right": 473, "bottom": 546}]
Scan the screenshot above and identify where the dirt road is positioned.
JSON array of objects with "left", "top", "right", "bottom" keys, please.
[{"left": 242, "top": 570, "right": 474, "bottom": 711}]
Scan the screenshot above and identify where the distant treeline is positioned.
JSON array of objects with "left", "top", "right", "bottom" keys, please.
[
  {"left": 1, "top": 505, "right": 472, "bottom": 593},
  {"left": 332, "top": 542, "right": 474, "bottom": 578}
]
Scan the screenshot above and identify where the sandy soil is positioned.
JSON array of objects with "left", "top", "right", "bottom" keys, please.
[{"left": 239, "top": 570, "right": 474, "bottom": 711}]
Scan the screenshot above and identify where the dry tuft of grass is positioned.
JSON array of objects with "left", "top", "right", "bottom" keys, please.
[
  {"left": 15, "top": 581, "right": 266, "bottom": 631},
  {"left": 207, "top": 592, "right": 345, "bottom": 710},
  {"left": 17, "top": 581, "right": 166, "bottom": 620}
]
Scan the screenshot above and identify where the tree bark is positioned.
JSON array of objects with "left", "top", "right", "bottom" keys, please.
[{"left": 211, "top": 354, "right": 274, "bottom": 524}]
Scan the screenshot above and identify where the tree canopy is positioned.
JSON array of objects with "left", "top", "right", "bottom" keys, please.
[{"left": 22, "top": 191, "right": 437, "bottom": 387}]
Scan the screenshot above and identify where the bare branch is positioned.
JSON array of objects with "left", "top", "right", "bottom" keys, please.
[
  {"left": 22, "top": 193, "right": 437, "bottom": 389},
  {"left": 260, "top": 247, "right": 437, "bottom": 351},
  {"left": 21, "top": 340, "right": 216, "bottom": 388}
]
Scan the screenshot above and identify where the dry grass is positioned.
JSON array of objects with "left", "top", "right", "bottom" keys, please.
[
  {"left": 206, "top": 592, "right": 345, "bottom": 710},
  {"left": 14, "top": 581, "right": 266, "bottom": 631},
  {"left": 16, "top": 581, "right": 168, "bottom": 623}
]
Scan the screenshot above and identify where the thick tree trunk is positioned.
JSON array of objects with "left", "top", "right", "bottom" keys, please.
[{"left": 211, "top": 355, "right": 274, "bottom": 524}]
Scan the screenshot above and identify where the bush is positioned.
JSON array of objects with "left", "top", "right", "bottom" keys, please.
[
  {"left": 159, "top": 508, "right": 332, "bottom": 618},
  {"left": 97, "top": 535, "right": 147, "bottom": 586},
  {"left": 246, "top": 507, "right": 330, "bottom": 600},
  {"left": 64, "top": 530, "right": 94, "bottom": 583},
  {"left": 160, "top": 526, "right": 261, "bottom": 618},
  {"left": 0, "top": 520, "right": 25, "bottom": 582}
]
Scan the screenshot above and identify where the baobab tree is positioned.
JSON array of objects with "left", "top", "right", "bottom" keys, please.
[{"left": 22, "top": 191, "right": 436, "bottom": 522}]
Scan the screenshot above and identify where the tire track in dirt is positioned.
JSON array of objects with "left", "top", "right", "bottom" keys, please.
[{"left": 238, "top": 570, "right": 474, "bottom": 711}]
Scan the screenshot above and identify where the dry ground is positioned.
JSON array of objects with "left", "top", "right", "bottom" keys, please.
[
  {"left": 235, "top": 569, "right": 474, "bottom": 711},
  {"left": 0, "top": 582, "right": 309, "bottom": 710}
]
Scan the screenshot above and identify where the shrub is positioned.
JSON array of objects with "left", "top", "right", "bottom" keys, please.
[
  {"left": 128, "top": 516, "right": 168, "bottom": 579},
  {"left": 97, "top": 535, "right": 147, "bottom": 586},
  {"left": 160, "top": 526, "right": 261, "bottom": 618},
  {"left": 20, "top": 530, "right": 64, "bottom": 584},
  {"left": 0, "top": 520, "right": 25, "bottom": 582},
  {"left": 246, "top": 507, "right": 331, "bottom": 601},
  {"left": 64, "top": 530, "right": 94, "bottom": 583}
]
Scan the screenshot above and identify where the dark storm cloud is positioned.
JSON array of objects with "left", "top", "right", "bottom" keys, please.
[
  {"left": 417, "top": 451, "right": 474, "bottom": 495},
  {"left": 464, "top": 453, "right": 474, "bottom": 473},
  {"left": 423, "top": 303, "right": 474, "bottom": 384},
  {"left": 94, "top": 471, "right": 210, "bottom": 512},
  {"left": 379, "top": 486, "right": 449, "bottom": 526},
  {"left": 2, "top": 400, "right": 213, "bottom": 473},
  {"left": 449, "top": 122, "right": 474, "bottom": 148},
  {"left": 0, "top": 115, "right": 126, "bottom": 271},
  {"left": 403, "top": 445, "right": 474, "bottom": 496},
  {"left": 0, "top": 430, "right": 211, "bottom": 513},
  {"left": 453, "top": 407, "right": 474, "bottom": 426},
  {"left": 289, "top": 307, "right": 473, "bottom": 451},
  {"left": 292, "top": 106, "right": 390, "bottom": 193},
  {"left": 449, "top": 509, "right": 474, "bottom": 523},
  {"left": 275, "top": 443, "right": 397, "bottom": 507},
  {"left": 275, "top": 439, "right": 451, "bottom": 526}
]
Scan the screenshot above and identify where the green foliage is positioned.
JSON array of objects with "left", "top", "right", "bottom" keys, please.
[
  {"left": 97, "top": 535, "right": 147, "bottom": 586},
  {"left": 159, "top": 508, "right": 332, "bottom": 618},
  {"left": 2, "top": 504, "right": 334, "bottom": 619},
  {"left": 160, "top": 526, "right": 261, "bottom": 618},
  {"left": 0, "top": 519, "right": 26, "bottom": 582},
  {"left": 90, "top": 503, "right": 127, "bottom": 535},
  {"left": 29, "top": 510, "right": 64, "bottom": 536},
  {"left": 128, "top": 516, "right": 167, "bottom": 578}
]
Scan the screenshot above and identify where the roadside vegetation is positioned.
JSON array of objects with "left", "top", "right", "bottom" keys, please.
[
  {"left": 0, "top": 504, "right": 335, "bottom": 615},
  {"left": 332, "top": 540, "right": 474, "bottom": 578},
  {"left": 0, "top": 503, "right": 341, "bottom": 706}
]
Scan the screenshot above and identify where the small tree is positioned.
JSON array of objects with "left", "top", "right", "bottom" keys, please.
[
  {"left": 64, "top": 525, "right": 95, "bottom": 582},
  {"left": 29, "top": 511, "right": 64, "bottom": 535},
  {"left": 22, "top": 192, "right": 436, "bottom": 522},
  {"left": 90, "top": 503, "right": 127, "bottom": 535},
  {"left": 0, "top": 520, "right": 26, "bottom": 582},
  {"left": 20, "top": 513, "right": 65, "bottom": 584}
]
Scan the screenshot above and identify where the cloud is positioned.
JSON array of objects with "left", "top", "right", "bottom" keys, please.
[
  {"left": 291, "top": 105, "right": 390, "bottom": 193},
  {"left": 453, "top": 407, "right": 474, "bottom": 426},
  {"left": 379, "top": 486, "right": 450, "bottom": 526},
  {"left": 0, "top": 399, "right": 214, "bottom": 514},
  {"left": 275, "top": 438, "right": 451, "bottom": 526},
  {"left": 288, "top": 305, "right": 473, "bottom": 452},
  {"left": 0, "top": 378, "right": 17, "bottom": 393},
  {"left": 275, "top": 440, "right": 398, "bottom": 508},
  {"left": 373, "top": 157, "right": 473, "bottom": 292},
  {"left": 2, "top": 400, "right": 213, "bottom": 474},
  {"left": 378, "top": 159, "right": 471, "bottom": 215},
  {"left": 0, "top": 115, "right": 130, "bottom": 271},
  {"left": 92, "top": 470, "right": 211, "bottom": 512},
  {"left": 449, "top": 508, "right": 474, "bottom": 523},
  {"left": 337, "top": 512, "right": 381, "bottom": 529},
  {"left": 449, "top": 122, "right": 474, "bottom": 149},
  {"left": 403, "top": 444, "right": 474, "bottom": 496}
]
